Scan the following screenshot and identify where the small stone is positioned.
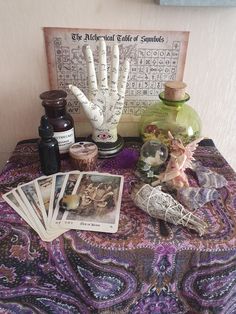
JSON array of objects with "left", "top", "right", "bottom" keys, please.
[{"left": 59, "top": 195, "right": 80, "bottom": 210}]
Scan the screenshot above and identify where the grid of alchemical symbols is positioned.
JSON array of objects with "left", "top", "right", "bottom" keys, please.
[
  {"left": 54, "top": 38, "right": 89, "bottom": 113},
  {"left": 126, "top": 41, "right": 180, "bottom": 97},
  {"left": 54, "top": 41, "right": 87, "bottom": 91}
]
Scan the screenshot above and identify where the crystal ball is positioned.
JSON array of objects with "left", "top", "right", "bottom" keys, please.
[{"left": 140, "top": 140, "right": 168, "bottom": 167}]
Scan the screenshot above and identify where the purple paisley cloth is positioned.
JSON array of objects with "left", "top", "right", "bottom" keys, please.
[{"left": 0, "top": 139, "right": 236, "bottom": 313}]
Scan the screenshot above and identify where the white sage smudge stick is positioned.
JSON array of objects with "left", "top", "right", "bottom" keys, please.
[{"left": 131, "top": 183, "right": 208, "bottom": 236}]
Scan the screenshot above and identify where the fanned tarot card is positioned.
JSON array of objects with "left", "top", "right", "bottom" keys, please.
[
  {"left": 51, "top": 171, "right": 81, "bottom": 227},
  {"left": 59, "top": 172, "right": 124, "bottom": 233}
]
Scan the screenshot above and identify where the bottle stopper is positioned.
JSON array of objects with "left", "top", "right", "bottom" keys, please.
[
  {"left": 38, "top": 115, "right": 54, "bottom": 138},
  {"left": 164, "top": 81, "right": 187, "bottom": 101},
  {"left": 69, "top": 142, "right": 98, "bottom": 171}
]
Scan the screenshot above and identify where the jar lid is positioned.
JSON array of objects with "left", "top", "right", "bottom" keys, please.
[
  {"left": 164, "top": 81, "right": 187, "bottom": 101},
  {"left": 69, "top": 142, "right": 98, "bottom": 160},
  {"left": 39, "top": 89, "right": 67, "bottom": 105},
  {"left": 40, "top": 90, "right": 67, "bottom": 101}
]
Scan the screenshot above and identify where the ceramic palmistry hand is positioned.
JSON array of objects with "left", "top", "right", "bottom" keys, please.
[{"left": 69, "top": 38, "right": 130, "bottom": 153}]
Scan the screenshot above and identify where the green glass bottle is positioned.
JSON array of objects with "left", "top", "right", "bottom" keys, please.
[{"left": 139, "top": 81, "right": 202, "bottom": 145}]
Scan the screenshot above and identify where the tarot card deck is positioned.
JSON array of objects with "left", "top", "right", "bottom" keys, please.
[{"left": 3, "top": 171, "right": 124, "bottom": 241}]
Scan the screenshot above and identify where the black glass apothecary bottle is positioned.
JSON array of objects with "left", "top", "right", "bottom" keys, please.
[
  {"left": 40, "top": 90, "right": 75, "bottom": 158},
  {"left": 38, "top": 115, "right": 60, "bottom": 175}
]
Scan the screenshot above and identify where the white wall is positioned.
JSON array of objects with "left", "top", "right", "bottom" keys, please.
[{"left": 0, "top": 0, "right": 236, "bottom": 170}]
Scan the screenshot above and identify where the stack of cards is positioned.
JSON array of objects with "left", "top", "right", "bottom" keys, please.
[{"left": 3, "top": 171, "right": 124, "bottom": 242}]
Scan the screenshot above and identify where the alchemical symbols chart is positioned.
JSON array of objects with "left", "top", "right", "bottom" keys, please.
[{"left": 44, "top": 28, "right": 189, "bottom": 121}]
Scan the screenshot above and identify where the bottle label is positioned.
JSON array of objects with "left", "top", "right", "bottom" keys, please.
[{"left": 53, "top": 128, "right": 75, "bottom": 154}]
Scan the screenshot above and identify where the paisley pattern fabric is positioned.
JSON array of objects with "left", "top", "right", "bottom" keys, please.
[{"left": 0, "top": 139, "right": 236, "bottom": 313}]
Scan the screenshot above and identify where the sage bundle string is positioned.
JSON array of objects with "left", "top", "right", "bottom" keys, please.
[{"left": 131, "top": 183, "right": 208, "bottom": 236}]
